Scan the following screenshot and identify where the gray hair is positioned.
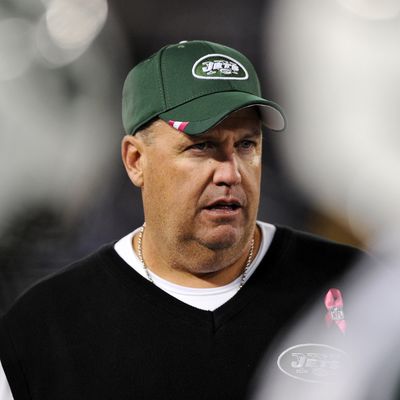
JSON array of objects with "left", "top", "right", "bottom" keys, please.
[{"left": 135, "top": 118, "right": 164, "bottom": 145}]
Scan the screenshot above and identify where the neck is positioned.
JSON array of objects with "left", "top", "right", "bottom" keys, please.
[{"left": 133, "top": 224, "right": 261, "bottom": 288}]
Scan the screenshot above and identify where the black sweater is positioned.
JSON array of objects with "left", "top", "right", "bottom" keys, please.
[{"left": 0, "top": 226, "right": 364, "bottom": 400}]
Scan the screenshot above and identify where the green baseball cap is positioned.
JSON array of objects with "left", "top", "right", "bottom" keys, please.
[{"left": 122, "top": 40, "right": 286, "bottom": 135}]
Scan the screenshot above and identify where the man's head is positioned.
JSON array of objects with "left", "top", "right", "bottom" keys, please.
[{"left": 121, "top": 40, "right": 285, "bottom": 284}]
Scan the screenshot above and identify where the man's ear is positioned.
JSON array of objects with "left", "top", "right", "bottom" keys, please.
[{"left": 121, "top": 135, "right": 145, "bottom": 187}]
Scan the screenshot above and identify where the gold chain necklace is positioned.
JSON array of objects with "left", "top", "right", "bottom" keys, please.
[{"left": 137, "top": 223, "right": 255, "bottom": 290}]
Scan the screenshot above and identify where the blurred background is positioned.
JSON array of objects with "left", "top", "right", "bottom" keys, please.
[{"left": 1, "top": 0, "right": 398, "bottom": 319}]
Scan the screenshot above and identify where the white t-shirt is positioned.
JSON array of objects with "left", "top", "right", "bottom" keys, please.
[
  {"left": 0, "top": 221, "right": 276, "bottom": 399},
  {"left": 114, "top": 221, "right": 276, "bottom": 311}
]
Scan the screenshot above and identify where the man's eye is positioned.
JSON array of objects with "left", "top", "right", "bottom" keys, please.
[
  {"left": 238, "top": 140, "right": 256, "bottom": 150},
  {"left": 189, "top": 142, "right": 211, "bottom": 151}
]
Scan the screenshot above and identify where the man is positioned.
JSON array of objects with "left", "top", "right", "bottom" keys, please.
[{"left": 0, "top": 40, "right": 363, "bottom": 399}]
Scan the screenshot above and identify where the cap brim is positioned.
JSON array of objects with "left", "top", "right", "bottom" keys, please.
[
  {"left": 158, "top": 91, "right": 286, "bottom": 135},
  {"left": 159, "top": 91, "right": 286, "bottom": 135}
]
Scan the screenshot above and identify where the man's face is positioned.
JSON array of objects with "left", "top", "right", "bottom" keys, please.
[{"left": 135, "top": 107, "right": 262, "bottom": 270}]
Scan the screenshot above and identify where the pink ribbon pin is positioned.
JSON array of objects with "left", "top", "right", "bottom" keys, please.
[{"left": 325, "top": 288, "right": 346, "bottom": 335}]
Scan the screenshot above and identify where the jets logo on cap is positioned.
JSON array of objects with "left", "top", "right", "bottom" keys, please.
[{"left": 192, "top": 54, "right": 249, "bottom": 80}]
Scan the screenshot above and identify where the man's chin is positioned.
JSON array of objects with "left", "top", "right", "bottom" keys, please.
[{"left": 196, "top": 225, "right": 243, "bottom": 250}]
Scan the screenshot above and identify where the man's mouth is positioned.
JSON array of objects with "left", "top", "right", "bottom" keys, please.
[{"left": 204, "top": 200, "right": 242, "bottom": 212}]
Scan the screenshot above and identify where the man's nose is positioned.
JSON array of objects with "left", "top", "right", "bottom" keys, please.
[{"left": 212, "top": 154, "right": 241, "bottom": 187}]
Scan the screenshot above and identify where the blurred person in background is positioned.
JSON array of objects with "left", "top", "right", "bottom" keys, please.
[
  {"left": 249, "top": 0, "right": 400, "bottom": 399},
  {"left": 0, "top": 40, "right": 366, "bottom": 399}
]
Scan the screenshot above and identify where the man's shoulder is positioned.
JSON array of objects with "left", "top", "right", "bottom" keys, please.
[
  {"left": 260, "top": 224, "right": 368, "bottom": 282},
  {"left": 274, "top": 224, "right": 365, "bottom": 259},
  {"left": 2, "top": 242, "right": 116, "bottom": 321}
]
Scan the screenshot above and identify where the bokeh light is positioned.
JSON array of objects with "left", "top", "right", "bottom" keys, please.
[
  {"left": 35, "top": 15, "right": 87, "bottom": 67},
  {"left": 45, "top": 0, "right": 108, "bottom": 50},
  {"left": 34, "top": 0, "right": 108, "bottom": 67}
]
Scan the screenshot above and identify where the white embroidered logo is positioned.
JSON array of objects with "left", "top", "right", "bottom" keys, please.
[
  {"left": 277, "top": 343, "right": 349, "bottom": 384},
  {"left": 192, "top": 54, "right": 249, "bottom": 80}
]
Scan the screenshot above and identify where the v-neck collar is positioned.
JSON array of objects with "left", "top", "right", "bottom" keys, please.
[{"left": 98, "top": 226, "right": 294, "bottom": 331}]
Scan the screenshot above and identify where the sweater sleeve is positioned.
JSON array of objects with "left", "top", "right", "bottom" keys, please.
[
  {"left": 0, "top": 319, "right": 31, "bottom": 400},
  {"left": 0, "top": 361, "right": 15, "bottom": 400}
]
